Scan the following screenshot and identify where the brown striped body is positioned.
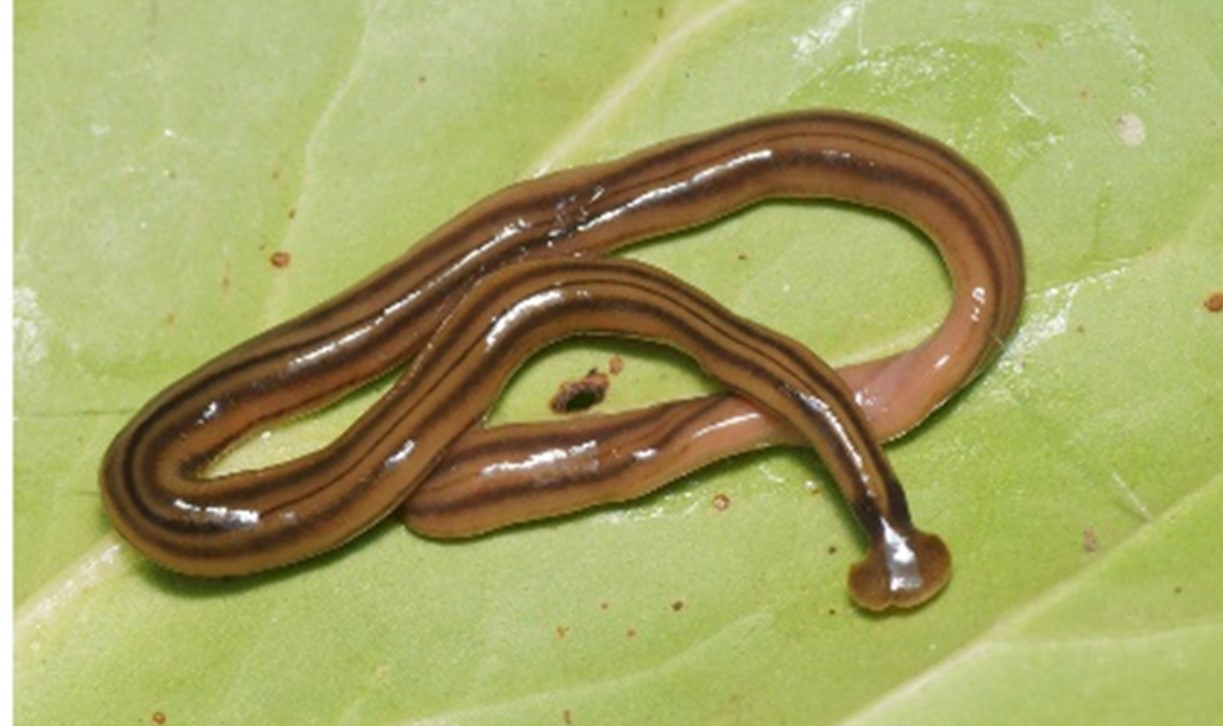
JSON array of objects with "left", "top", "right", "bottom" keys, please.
[
  {"left": 103, "top": 258, "right": 950, "bottom": 609},
  {"left": 100, "top": 111, "right": 1023, "bottom": 610},
  {"left": 391, "top": 112, "right": 1024, "bottom": 537}
]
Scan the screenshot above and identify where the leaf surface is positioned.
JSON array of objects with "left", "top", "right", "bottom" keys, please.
[{"left": 15, "top": 1, "right": 1223, "bottom": 723}]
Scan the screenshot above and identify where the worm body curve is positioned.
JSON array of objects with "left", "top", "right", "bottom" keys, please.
[{"left": 100, "top": 111, "right": 1023, "bottom": 610}]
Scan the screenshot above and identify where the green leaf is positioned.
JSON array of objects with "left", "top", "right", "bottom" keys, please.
[{"left": 15, "top": 1, "right": 1223, "bottom": 723}]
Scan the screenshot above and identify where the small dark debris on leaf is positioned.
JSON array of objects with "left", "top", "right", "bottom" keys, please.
[{"left": 550, "top": 369, "right": 610, "bottom": 414}]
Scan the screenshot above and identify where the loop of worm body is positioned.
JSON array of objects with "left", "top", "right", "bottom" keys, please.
[{"left": 100, "top": 111, "right": 1023, "bottom": 611}]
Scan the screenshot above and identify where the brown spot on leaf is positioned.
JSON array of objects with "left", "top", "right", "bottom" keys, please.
[
  {"left": 152, "top": 712, "right": 167, "bottom": 725},
  {"left": 1204, "top": 292, "right": 1223, "bottom": 313},
  {"left": 1082, "top": 528, "right": 1099, "bottom": 552},
  {"left": 608, "top": 355, "right": 624, "bottom": 375},
  {"left": 555, "top": 625, "right": 569, "bottom": 640},
  {"left": 270, "top": 251, "right": 292, "bottom": 269},
  {"left": 712, "top": 493, "right": 731, "bottom": 511},
  {"left": 671, "top": 600, "right": 684, "bottom": 612}
]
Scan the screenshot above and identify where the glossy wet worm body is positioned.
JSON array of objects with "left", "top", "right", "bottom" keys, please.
[
  {"left": 399, "top": 112, "right": 1024, "bottom": 535},
  {"left": 101, "top": 110, "right": 1023, "bottom": 609},
  {"left": 104, "top": 257, "right": 950, "bottom": 609}
]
